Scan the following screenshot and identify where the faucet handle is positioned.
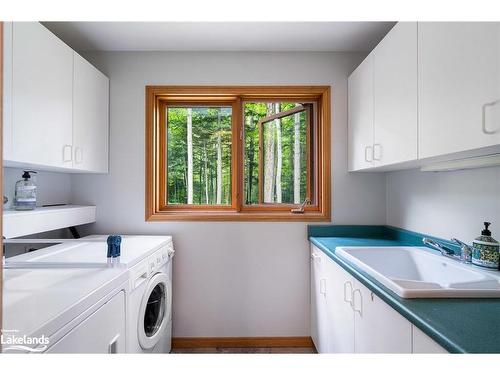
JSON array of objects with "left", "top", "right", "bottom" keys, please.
[
  {"left": 451, "top": 238, "right": 472, "bottom": 263},
  {"left": 451, "top": 238, "right": 467, "bottom": 247}
]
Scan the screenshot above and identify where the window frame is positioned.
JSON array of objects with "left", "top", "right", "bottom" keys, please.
[{"left": 145, "top": 86, "right": 331, "bottom": 221}]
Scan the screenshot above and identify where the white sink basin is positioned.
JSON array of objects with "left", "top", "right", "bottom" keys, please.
[{"left": 336, "top": 246, "right": 500, "bottom": 298}]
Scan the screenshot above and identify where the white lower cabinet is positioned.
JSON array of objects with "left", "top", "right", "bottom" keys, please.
[
  {"left": 412, "top": 326, "right": 448, "bottom": 354},
  {"left": 311, "top": 244, "right": 446, "bottom": 354},
  {"left": 353, "top": 280, "right": 412, "bottom": 353},
  {"left": 310, "top": 246, "right": 329, "bottom": 353},
  {"left": 324, "top": 253, "right": 355, "bottom": 352},
  {"left": 46, "top": 291, "right": 125, "bottom": 353}
]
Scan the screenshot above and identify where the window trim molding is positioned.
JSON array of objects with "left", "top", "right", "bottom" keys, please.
[{"left": 145, "top": 86, "right": 331, "bottom": 222}]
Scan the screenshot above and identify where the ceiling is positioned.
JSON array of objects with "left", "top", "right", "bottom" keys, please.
[{"left": 43, "top": 22, "right": 396, "bottom": 52}]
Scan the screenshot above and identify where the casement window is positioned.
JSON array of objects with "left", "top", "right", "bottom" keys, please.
[{"left": 145, "top": 86, "right": 331, "bottom": 221}]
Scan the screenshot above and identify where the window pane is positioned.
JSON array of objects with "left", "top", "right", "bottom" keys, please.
[
  {"left": 166, "top": 106, "right": 232, "bottom": 205},
  {"left": 244, "top": 102, "right": 308, "bottom": 205}
]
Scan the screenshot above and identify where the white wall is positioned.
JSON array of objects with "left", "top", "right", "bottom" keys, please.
[
  {"left": 386, "top": 166, "right": 500, "bottom": 243},
  {"left": 71, "top": 51, "right": 387, "bottom": 337}
]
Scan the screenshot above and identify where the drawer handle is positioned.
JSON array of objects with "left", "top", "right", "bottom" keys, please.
[
  {"left": 75, "top": 146, "right": 83, "bottom": 164},
  {"left": 62, "top": 144, "right": 73, "bottom": 162},
  {"left": 373, "top": 143, "right": 382, "bottom": 161},
  {"left": 311, "top": 253, "right": 321, "bottom": 263},
  {"left": 482, "top": 100, "right": 500, "bottom": 134},
  {"left": 344, "top": 281, "right": 353, "bottom": 307},
  {"left": 320, "top": 279, "right": 327, "bottom": 297},
  {"left": 353, "top": 289, "right": 362, "bottom": 316},
  {"left": 364, "top": 145, "right": 373, "bottom": 162}
]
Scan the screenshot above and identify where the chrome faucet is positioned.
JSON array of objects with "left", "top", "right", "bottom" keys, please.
[
  {"left": 451, "top": 238, "right": 473, "bottom": 263},
  {"left": 422, "top": 237, "right": 461, "bottom": 261}
]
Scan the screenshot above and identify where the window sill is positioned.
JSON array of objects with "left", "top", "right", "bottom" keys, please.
[{"left": 145, "top": 211, "right": 331, "bottom": 222}]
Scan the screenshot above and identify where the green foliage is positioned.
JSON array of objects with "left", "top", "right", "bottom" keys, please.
[
  {"left": 244, "top": 102, "right": 307, "bottom": 204},
  {"left": 167, "top": 107, "right": 232, "bottom": 205},
  {"left": 166, "top": 102, "right": 308, "bottom": 206}
]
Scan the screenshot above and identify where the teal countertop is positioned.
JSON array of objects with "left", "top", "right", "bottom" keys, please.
[{"left": 308, "top": 225, "right": 500, "bottom": 354}]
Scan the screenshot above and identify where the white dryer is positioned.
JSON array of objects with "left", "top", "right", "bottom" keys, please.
[
  {"left": 128, "top": 244, "right": 174, "bottom": 353},
  {"left": 5, "top": 235, "right": 175, "bottom": 354}
]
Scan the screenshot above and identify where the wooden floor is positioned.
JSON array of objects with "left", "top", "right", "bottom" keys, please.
[{"left": 172, "top": 346, "right": 316, "bottom": 354}]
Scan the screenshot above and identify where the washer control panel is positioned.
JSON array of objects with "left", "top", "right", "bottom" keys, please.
[{"left": 147, "top": 244, "right": 174, "bottom": 274}]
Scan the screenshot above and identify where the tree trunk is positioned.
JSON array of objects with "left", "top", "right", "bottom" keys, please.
[
  {"left": 246, "top": 115, "right": 255, "bottom": 204},
  {"left": 293, "top": 105, "right": 301, "bottom": 204},
  {"left": 216, "top": 111, "right": 222, "bottom": 204},
  {"left": 263, "top": 103, "right": 275, "bottom": 203},
  {"left": 274, "top": 103, "right": 282, "bottom": 203},
  {"left": 203, "top": 141, "right": 209, "bottom": 204},
  {"left": 186, "top": 108, "right": 193, "bottom": 204}
]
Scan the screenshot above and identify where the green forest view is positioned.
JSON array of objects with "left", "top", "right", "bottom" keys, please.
[{"left": 166, "top": 102, "right": 307, "bottom": 206}]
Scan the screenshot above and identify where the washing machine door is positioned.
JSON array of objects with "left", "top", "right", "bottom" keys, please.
[{"left": 138, "top": 272, "right": 171, "bottom": 350}]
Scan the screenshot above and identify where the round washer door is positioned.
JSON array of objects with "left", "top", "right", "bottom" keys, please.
[{"left": 138, "top": 272, "right": 171, "bottom": 350}]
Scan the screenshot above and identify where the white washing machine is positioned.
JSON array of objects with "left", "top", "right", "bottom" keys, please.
[{"left": 127, "top": 243, "right": 174, "bottom": 353}]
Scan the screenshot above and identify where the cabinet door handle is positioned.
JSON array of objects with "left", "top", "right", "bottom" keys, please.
[
  {"left": 482, "top": 100, "right": 500, "bottom": 134},
  {"left": 343, "top": 281, "right": 353, "bottom": 307},
  {"left": 352, "top": 289, "right": 362, "bottom": 316},
  {"left": 62, "top": 145, "right": 73, "bottom": 162},
  {"left": 75, "top": 147, "right": 83, "bottom": 164},
  {"left": 311, "top": 253, "right": 321, "bottom": 263},
  {"left": 373, "top": 143, "right": 382, "bottom": 161},
  {"left": 364, "top": 146, "right": 373, "bottom": 162},
  {"left": 320, "top": 279, "right": 326, "bottom": 297}
]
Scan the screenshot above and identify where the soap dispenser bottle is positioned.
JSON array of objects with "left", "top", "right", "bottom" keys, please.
[
  {"left": 472, "top": 222, "right": 499, "bottom": 270},
  {"left": 13, "top": 170, "right": 37, "bottom": 211}
]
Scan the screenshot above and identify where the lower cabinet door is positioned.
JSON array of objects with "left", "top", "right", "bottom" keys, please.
[
  {"left": 46, "top": 291, "right": 126, "bottom": 353},
  {"left": 324, "top": 257, "right": 355, "bottom": 353},
  {"left": 412, "top": 326, "right": 448, "bottom": 353},
  {"left": 310, "top": 245, "right": 328, "bottom": 353},
  {"left": 353, "top": 281, "right": 412, "bottom": 353}
]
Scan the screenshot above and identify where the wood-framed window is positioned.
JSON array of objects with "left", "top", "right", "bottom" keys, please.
[{"left": 145, "top": 86, "right": 331, "bottom": 221}]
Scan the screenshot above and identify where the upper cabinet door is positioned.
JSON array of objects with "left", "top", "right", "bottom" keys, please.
[
  {"left": 73, "top": 53, "right": 109, "bottom": 173},
  {"left": 373, "top": 22, "right": 417, "bottom": 166},
  {"left": 348, "top": 54, "right": 374, "bottom": 171},
  {"left": 418, "top": 22, "right": 500, "bottom": 158},
  {"left": 11, "top": 22, "right": 74, "bottom": 168}
]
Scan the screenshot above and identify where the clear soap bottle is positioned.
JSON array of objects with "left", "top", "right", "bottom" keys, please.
[{"left": 13, "top": 171, "right": 37, "bottom": 210}]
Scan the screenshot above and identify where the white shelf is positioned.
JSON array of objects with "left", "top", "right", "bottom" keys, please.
[{"left": 3, "top": 205, "right": 96, "bottom": 238}]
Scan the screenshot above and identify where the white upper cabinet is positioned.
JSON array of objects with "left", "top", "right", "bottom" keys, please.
[
  {"left": 348, "top": 22, "right": 500, "bottom": 171},
  {"left": 418, "top": 22, "right": 500, "bottom": 158},
  {"left": 348, "top": 22, "right": 417, "bottom": 171},
  {"left": 10, "top": 22, "right": 74, "bottom": 169},
  {"left": 3, "top": 22, "right": 109, "bottom": 173},
  {"left": 73, "top": 53, "right": 109, "bottom": 173},
  {"left": 348, "top": 54, "right": 374, "bottom": 171},
  {"left": 373, "top": 22, "right": 417, "bottom": 166}
]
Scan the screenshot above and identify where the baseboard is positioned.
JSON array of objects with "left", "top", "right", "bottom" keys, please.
[{"left": 172, "top": 336, "right": 314, "bottom": 349}]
